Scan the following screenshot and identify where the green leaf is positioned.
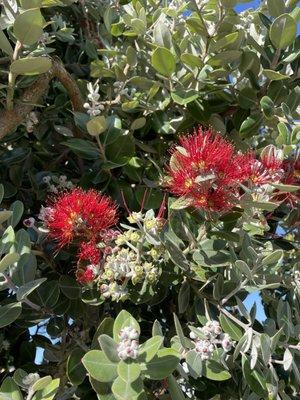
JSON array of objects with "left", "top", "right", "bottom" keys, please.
[
  {"left": 270, "top": 14, "right": 297, "bottom": 49},
  {"left": 8, "top": 201, "right": 24, "bottom": 228},
  {"left": 10, "top": 58, "right": 52, "bottom": 76},
  {"left": 151, "top": 47, "right": 176, "bottom": 76},
  {"left": 89, "top": 378, "right": 114, "bottom": 400},
  {"left": 164, "top": 237, "right": 189, "bottom": 271},
  {"left": 99, "top": 334, "right": 119, "bottom": 363},
  {"left": 262, "top": 249, "right": 283, "bottom": 265},
  {"left": 178, "top": 280, "right": 190, "bottom": 314},
  {"left": 210, "top": 32, "right": 239, "bottom": 52},
  {"left": 105, "top": 134, "right": 135, "bottom": 165},
  {"left": 13, "top": 9, "right": 44, "bottom": 45},
  {"left": 283, "top": 348, "right": 293, "bottom": 371},
  {"left": 20, "top": 0, "right": 43, "bottom": 9},
  {"left": 220, "top": 0, "right": 237, "bottom": 7},
  {"left": 67, "top": 348, "right": 86, "bottom": 385},
  {"left": 240, "top": 113, "right": 263, "bottom": 138},
  {"left": 0, "top": 211, "right": 13, "bottom": 224},
  {"left": 32, "top": 378, "right": 60, "bottom": 400},
  {"left": 173, "top": 313, "right": 190, "bottom": 348},
  {"left": 113, "top": 310, "right": 140, "bottom": 342},
  {"left": 180, "top": 53, "right": 203, "bottom": 68},
  {"left": 267, "top": 0, "right": 285, "bottom": 17},
  {"left": 262, "top": 69, "right": 289, "bottom": 81},
  {"left": 260, "top": 334, "right": 271, "bottom": 365},
  {"left": 30, "top": 280, "right": 60, "bottom": 308},
  {"left": 139, "top": 336, "right": 163, "bottom": 363},
  {"left": 82, "top": 350, "right": 118, "bottom": 383},
  {"left": 272, "top": 183, "right": 299, "bottom": 192},
  {"left": 111, "top": 376, "right": 144, "bottom": 400},
  {"left": 171, "top": 90, "right": 199, "bottom": 105},
  {"left": 238, "top": 87, "right": 257, "bottom": 110},
  {"left": 169, "top": 197, "right": 191, "bottom": 210},
  {"left": 235, "top": 260, "right": 252, "bottom": 279},
  {"left": 0, "top": 30, "right": 13, "bottom": 56},
  {"left": 16, "top": 278, "right": 46, "bottom": 301},
  {"left": 31, "top": 376, "right": 52, "bottom": 392},
  {"left": 92, "top": 317, "right": 114, "bottom": 349},
  {"left": 87, "top": 116, "right": 108, "bottom": 136},
  {"left": 0, "top": 303, "right": 22, "bottom": 328},
  {"left": 202, "top": 360, "right": 231, "bottom": 381},
  {"left": 242, "top": 355, "right": 267, "bottom": 396},
  {"left": 59, "top": 275, "right": 81, "bottom": 299},
  {"left": 130, "top": 118, "right": 146, "bottom": 131},
  {"left": 0, "top": 253, "right": 20, "bottom": 273},
  {"left": 186, "top": 350, "right": 202, "bottom": 378},
  {"left": 117, "top": 360, "right": 141, "bottom": 383},
  {"left": 167, "top": 375, "right": 186, "bottom": 400},
  {"left": 62, "top": 139, "right": 99, "bottom": 160},
  {"left": 0, "top": 377, "right": 23, "bottom": 400},
  {"left": 0, "top": 184, "right": 4, "bottom": 203},
  {"left": 152, "top": 320, "right": 163, "bottom": 337},
  {"left": 260, "top": 96, "right": 275, "bottom": 119},
  {"left": 219, "top": 314, "right": 243, "bottom": 341},
  {"left": 141, "top": 348, "right": 180, "bottom": 380}
]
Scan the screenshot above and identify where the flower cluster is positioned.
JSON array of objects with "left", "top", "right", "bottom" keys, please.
[
  {"left": 249, "top": 145, "right": 284, "bottom": 186},
  {"left": 117, "top": 326, "right": 140, "bottom": 360},
  {"left": 44, "top": 188, "right": 118, "bottom": 248},
  {"left": 166, "top": 127, "right": 253, "bottom": 212},
  {"left": 166, "top": 127, "right": 298, "bottom": 213},
  {"left": 83, "top": 82, "right": 105, "bottom": 116},
  {"left": 42, "top": 188, "right": 118, "bottom": 284},
  {"left": 189, "top": 321, "right": 235, "bottom": 360},
  {"left": 42, "top": 175, "right": 74, "bottom": 193}
]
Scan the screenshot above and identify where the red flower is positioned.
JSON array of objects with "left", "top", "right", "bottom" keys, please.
[
  {"left": 272, "top": 155, "right": 300, "bottom": 206},
  {"left": 166, "top": 127, "right": 254, "bottom": 212},
  {"left": 76, "top": 265, "right": 96, "bottom": 284},
  {"left": 78, "top": 241, "right": 101, "bottom": 264},
  {"left": 45, "top": 188, "right": 118, "bottom": 247},
  {"left": 249, "top": 145, "right": 284, "bottom": 185}
]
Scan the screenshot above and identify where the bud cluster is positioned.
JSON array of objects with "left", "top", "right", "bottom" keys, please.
[
  {"left": 83, "top": 82, "right": 105, "bottom": 116},
  {"left": 22, "top": 373, "right": 40, "bottom": 387},
  {"left": 42, "top": 174, "right": 74, "bottom": 193},
  {"left": 117, "top": 326, "right": 140, "bottom": 360},
  {"left": 189, "top": 321, "right": 235, "bottom": 360},
  {"left": 100, "top": 282, "right": 129, "bottom": 302},
  {"left": 97, "top": 209, "right": 164, "bottom": 300}
]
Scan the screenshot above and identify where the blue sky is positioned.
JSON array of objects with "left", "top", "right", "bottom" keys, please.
[{"left": 235, "top": 0, "right": 261, "bottom": 13}]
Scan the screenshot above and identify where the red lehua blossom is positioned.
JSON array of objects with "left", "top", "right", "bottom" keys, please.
[
  {"left": 45, "top": 188, "right": 118, "bottom": 247},
  {"left": 76, "top": 265, "right": 95, "bottom": 284},
  {"left": 249, "top": 145, "right": 284, "bottom": 185},
  {"left": 78, "top": 241, "right": 101, "bottom": 264},
  {"left": 272, "top": 155, "right": 300, "bottom": 206},
  {"left": 166, "top": 127, "right": 254, "bottom": 212}
]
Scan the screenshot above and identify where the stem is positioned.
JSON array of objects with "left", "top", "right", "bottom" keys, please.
[
  {"left": 26, "top": 389, "right": 34, "bottom": 400},
  {"left": 218, "top": 306, "right": 250, "bottom": 331},
  {"left": 270, "top": 48, "right": 281, "bottom": 70},
  {"left": 190, "top": 0, "right": 209, "bottom": 37},
  {"left": 7, "top": 41, "right": 22, "bottom": 110},
  {"left": 95, "top": 135, "right": 107, "bottom": 161},
  {"left": 221, "top": 278, "right": 248, "bottom": 306}
]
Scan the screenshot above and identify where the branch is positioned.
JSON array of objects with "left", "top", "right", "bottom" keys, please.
[{"left": 0, "top": 57, "right": 84, "bottom": 140}]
